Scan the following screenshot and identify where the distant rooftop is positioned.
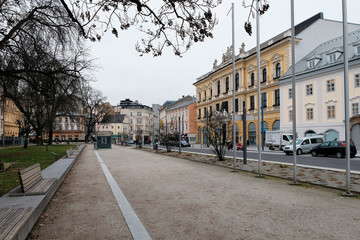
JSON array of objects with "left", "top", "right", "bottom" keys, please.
[
  {"left": 101, "top": 114, "right": 126, "bottom": 124},
  {"left": 118, "top": 98, "right": 152, "bottom": 110}
]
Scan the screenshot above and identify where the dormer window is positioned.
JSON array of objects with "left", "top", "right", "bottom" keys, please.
[
  {"left": 329, "top": 53, "right": 337, "bottom": 63},
  {"left": 309, "top": 60, "right": 315, "bottom": 69},
  {"left": 327, "top": 48, "right": 342, "bottom": 63},
  {"left": 357, "top": 45, "right": 360, "bottom": 55}
]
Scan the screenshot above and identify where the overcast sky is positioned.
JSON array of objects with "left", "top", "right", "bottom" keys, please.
[{"left": 87, "top": 0, "right": 359, "bottom": 107}]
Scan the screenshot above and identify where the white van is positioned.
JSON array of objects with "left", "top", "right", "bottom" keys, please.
[{"left": 283, "top": 136, "right": 324, "bottom": 155}]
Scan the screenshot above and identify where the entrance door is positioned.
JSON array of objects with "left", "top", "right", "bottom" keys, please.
[
  {"left": 248, "top": 122, "right": 256, "bottom": 145},
  {"left": 351, "top": 124, "right": 360, "bottom": 150}
]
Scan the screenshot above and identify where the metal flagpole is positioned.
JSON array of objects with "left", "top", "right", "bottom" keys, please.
[
  {"left": 342, "top": 0, "right": 354, "bottom": 196},
  {"left": 291, "top": 0, "right": 299, "bottom": 185},
  {"left": 231, "top": 3, "right": 237, "bottom": 172},
  {"left": 256, "top": 0, "right": 262, "bottom": 177}
]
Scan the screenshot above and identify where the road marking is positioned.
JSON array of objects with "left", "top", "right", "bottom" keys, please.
[{"left": 95, "top": 150, "right": 152, "bottom": 240}]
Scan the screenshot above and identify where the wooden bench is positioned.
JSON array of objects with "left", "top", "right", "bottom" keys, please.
[
  {"left": 0, "top": 208, "right": 34, "bottom": 240},
  {"left": 9, "top": 163, "right": 56, "bottom": 197}
]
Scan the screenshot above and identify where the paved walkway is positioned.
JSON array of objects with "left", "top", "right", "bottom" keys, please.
[{"left": 28, "top": 144, "right": 360, "bottom": 240}]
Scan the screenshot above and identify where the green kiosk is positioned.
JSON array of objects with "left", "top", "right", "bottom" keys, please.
[{"left": 96, "top": 131, "right": 112, "bottom": 149}]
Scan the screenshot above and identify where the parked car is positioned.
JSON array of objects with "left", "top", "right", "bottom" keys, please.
[
  {"left": 128, "top": 139, "right": 135, "bottom": 144},
  {"left": 180, "top": 141, "right": 191, "bottom": 147},
  {"left": 310, "top": 141, "right": 357, "bottom": 158},
  {"left": 283, "top": 136, "right": 324, "bottom": 155}
]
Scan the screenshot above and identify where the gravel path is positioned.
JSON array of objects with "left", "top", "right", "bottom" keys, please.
[{"left": 28, "top": 145, "right": 360, "bottom": 240}]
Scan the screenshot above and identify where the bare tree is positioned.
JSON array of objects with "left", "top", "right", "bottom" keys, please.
[
  {"left": 242, "top": 0, "right": 270, "bottom": 36},
  {"left": 204, "top": 110, "right": 231, "bottom": 161},
  {"left": 81, "top": 85, "right": 112, "bottom": 142}
]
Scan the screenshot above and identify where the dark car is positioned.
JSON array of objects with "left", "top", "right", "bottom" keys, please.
[
  {"left": 180, "top": 141, "right": 191, "bottom": 147},
  {"left": 310, "top": 141, "right": 357, "bottom": 158}
]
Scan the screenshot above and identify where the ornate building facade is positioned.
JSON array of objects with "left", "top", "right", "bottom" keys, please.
[{"left": 194, "top": 13, "right": 360, "bottom": 145}]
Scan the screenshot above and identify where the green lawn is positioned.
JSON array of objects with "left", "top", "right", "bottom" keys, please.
[{"left": 0, "top": 145, "right": 76, "bottom": 197}]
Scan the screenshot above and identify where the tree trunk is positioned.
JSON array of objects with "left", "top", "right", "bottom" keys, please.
[
  {"left": 48, "top": 129, "right": 53, "bottom": 145},
  {"left": 23, "top": 133, "right": 29, "bottom": 149}
]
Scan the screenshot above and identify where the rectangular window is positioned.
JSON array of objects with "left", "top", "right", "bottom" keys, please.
[
  {"left": 203, "top": 107, "right": 207, "bottom": 118},
  {"left": 289, "top": 110, "right": 293, "bottom": 122},
  {"left": 210, "top": 89, "right": 213, "bottom": 99},
  {"left": 250, "top": 96, "right": 255, "bottom": 110},
  {"left": 274, "top": 89, "right": 280, "bottom": 106},
  {"left": 309, "top": 60, "right": 315, "bottom": 69},
  {"left": 221, "top": 101, "right": 228, "bottom": 112},
  {"left": 327, "top": 105, "right": 335, "bottom": 119},
  {"left": 288, "top": 88, "right": 292, "bottom": 99},
  {"left": 198, "top": 109, "right": 201, "bottom": 119},
  {"left": 216, "top": 103, "right": 220, "bottom": 111},
  {"left": 306, "top": 108, "right": 313, "bottom": 120},
  {"left": 261, "top": 92, "right": 267, "bottom": 108},
  {"left": 355, "top": 74, "right": 360, "bottom": 87},
  {"left": 198, "top": 93, "right": 201, "bottom": 103},
  {"left": 204, "top": 90, "right": 206, "bottom": 101},
  {"left": 306, "top": 84, "right": 313, "bottom": 96},
  {"left": 209, "top": 106, "right": 212, "bottom": 115},
  {"left": 327, "top": 79, "right": 335, "bottom": 92},
  {"left": 235, "top": 99, "right": 239, "bottom": 112},
  {"left": 352, "top": 103, "right": 359, "bottom": 116},
  {"left": 329, "top": 53, "right": 336, "bottom": 63}
]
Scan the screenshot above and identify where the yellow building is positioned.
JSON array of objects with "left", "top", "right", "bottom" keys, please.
[
  {"left": 3, "top": 98, "right": 22, "bottom": 137},
  {"left": 193, "top": 13, "right": 360, "bottom": 146}
]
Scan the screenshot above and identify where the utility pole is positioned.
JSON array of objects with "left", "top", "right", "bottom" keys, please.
[
  {"left": 256, "top": 0, "right": 262, "bottom": 177},
  {"left": 178, "top": 116, "right": 181, "bottom": 154},
  {"left": 243, "top": 101, "right": 247, "bottom": 165}
]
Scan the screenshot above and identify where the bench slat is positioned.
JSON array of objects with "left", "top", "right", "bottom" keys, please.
[
  {"left": 20, "top": 166, "right": 41, "bottom": 180},
  {"left": 18, "top": 163, "right": 40, "bottom": 175},
  {"left": 28, "top": 178, "right": 56, "bottom": 193},
  {"left": 0, "top": 208, "right": 33, "bottom": 240},
  {"left": 22, "top": 174, "right": 42, "bottom": 192}
]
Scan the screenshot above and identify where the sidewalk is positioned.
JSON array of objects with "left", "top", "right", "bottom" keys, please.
[{"left": 28, "top": 145, "right": 360, "bottom": 239}]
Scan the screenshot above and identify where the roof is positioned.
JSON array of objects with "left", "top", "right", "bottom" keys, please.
[
  {"left": 281, "top": 29, "right": 360, "bottom": 82},
  {"left": 118, "top": 98, "right": 152, "bottom": 110},
  {"left": 101, "top": 114, "right": 126, "bottom": 124},
  {"left": 166, "top": 95, "right": 196, "bottom": 111},
  {"left": 194, "top": 13, "right": 325, "bottom": 85}
]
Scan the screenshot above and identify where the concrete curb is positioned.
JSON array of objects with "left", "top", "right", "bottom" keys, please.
[{"left": 0, "top": 144, "right": 86, "bottom": 240}]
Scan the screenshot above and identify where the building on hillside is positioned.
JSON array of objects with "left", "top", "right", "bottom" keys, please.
[
  {"left": 114, "top": 99, "right": 153, "bottom": 143},
  {"left": 159, "top": 96, "right": 196, "bottom": 143},
  {"left": 97, "top": 113, "right": 129, "bottom": 143},
  {"left": 280, "top": 29, "right": 360, "bottom": 150},
  {"left": 193, "top": 13, "right": 360, "bottom": 146},
  {"left": 53, "top": 113, "right": 85, "bottom": 142}
]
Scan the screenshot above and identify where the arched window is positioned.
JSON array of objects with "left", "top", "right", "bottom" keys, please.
[
  {"left": 276, "top": 63, "right": 281, "bottom": 78},
  {"left": 262, "top": 68, "right": 267, "bottom": 82},
  {"left": 217, "top": 81, "right": 221, "bottom": 96},
  {"left": 305, "top": 130, "right": 316, "bottom": 137},
  {"left": 225, "top": 77, "right": 229, "bottom": 93},
  {"left": 325, "top": 129, "right": 339, "bottom": 141},
  {"left": 250, "top": 73, "right": 255, "bottom": 86},
  {"left": 235, "top": 73, "right": 239, "bottom": 90},
  {"left": 272, "top": 120, "right": 280, "bottom": 130},
  {"left": 248, "top": 122, "right": 256, "bottom": 145}
]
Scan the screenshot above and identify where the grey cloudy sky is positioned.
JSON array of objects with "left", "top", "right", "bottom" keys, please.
[{"left": 87, "top": 0, "right": 359, "bottom": 107}]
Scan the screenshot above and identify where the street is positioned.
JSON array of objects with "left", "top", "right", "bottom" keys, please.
[
  {"left": 29, "top": 145, "right": 360, "bottom": 240},
  {"left": 153, "top": 145, "right": 360, "bottom": 172}
]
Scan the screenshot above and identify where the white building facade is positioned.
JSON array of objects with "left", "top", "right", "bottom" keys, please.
[{"left": 280, "top": 29, "right": 360, "bottom": 149}]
